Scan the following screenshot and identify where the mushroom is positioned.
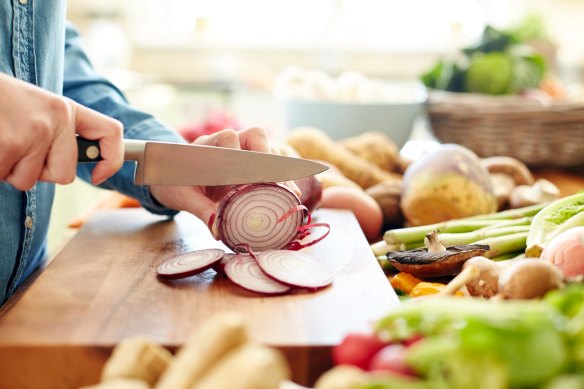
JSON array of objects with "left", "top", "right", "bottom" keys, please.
[
  {"left": 441, "top": 256, "right": 563, "bottom": 299},
  {"left": 509, "top": 178, "right": 560, "bottom": 209},
  {"left": 481, "top": 156, "right": 535, "bottom": 210},
  {"left": 498, "top": 260, "right": 564, "bottom": 300},
  {"left": 386, "top": 231, "right": 489, "bottom": 278}
]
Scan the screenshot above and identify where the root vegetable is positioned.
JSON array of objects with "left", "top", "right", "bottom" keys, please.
[
  {"left": 192, "top": 343, "right": 290, "bottom": 389},
  {"left": 541, "top": 226, "right": 584, "bottom": 279},
  {"left": 286, "top": 127, "right": 402, "bottom": 189},
  {"left": 156, "top": 249, "right": 225, "bottom": 279},
  {"left": 101, "top": 336, "right": 172, "bottom": 386},
  {"left": 340, "top": 131, "right": 400, "bottom": 173},
  {"left": 400, "top": 144, "right": 497, "bottom": 226},
  {"left": 365, "top": 181, "right": 404, "bottom": 229},
  {"left": 321, "top": 186, "right": 383, "bottom": 241},
  {"left": 314, "top": 365, "right": 368, "bottom": 389},
  {"left": 156, "top": 312, "right": 248, "bottom": 389}
]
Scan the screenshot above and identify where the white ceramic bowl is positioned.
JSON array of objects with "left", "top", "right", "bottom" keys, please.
[{"left": 281, "top": 80, "right": 427, "bottom": 148}]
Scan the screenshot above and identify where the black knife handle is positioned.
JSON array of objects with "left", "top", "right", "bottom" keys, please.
[{"left": 77, "top": 136, "right": 103, "bottom": 162}]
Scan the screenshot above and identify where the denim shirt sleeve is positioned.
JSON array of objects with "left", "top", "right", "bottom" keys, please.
[{"left": 62, "top": 23, "right": 185, "bottom": 216}]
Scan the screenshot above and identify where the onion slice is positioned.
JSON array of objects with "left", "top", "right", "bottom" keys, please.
[
  {"left": 256, "top": 250, "right": 333, "bottom": 289},
  {"left": 157, "top": 248, "right": 225, "bottom": 279},
  {"left": 213, "top": 252, "right": 238, "bottom": 275},
  {"left": 224, "top": 254, "right": 291, "bottom": 295}
]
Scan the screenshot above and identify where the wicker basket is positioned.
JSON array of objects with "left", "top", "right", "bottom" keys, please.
[{"left": 427, "top": 91, "right": 584, "bottom": 168}]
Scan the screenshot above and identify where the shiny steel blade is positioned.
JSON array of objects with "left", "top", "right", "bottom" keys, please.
[{"left": 127, "top": 140, "right": 328, "bottom": 186}]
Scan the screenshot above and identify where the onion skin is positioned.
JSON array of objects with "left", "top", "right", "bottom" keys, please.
[
  {"left": 541, "top": 226, "right": 584, "bottom": 279},
  {"left": 217, "top": 183, "right": 303, "bottom": 252},
  {"left": 295, "top": 175, "right": 323, "bottom": 213}
]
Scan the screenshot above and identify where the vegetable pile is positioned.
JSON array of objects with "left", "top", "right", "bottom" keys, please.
[
  {"left": 421, "top": 24, "right": 547, "bottom": 95},
  {"left": 87, "top": 312, "right": 292, "bottom": 389},
  {"left": 325, "top": 284, "right": 584, "bottom": 389},
  {"left": 372, "top": 191, "right": 584, "bottom": 300}
]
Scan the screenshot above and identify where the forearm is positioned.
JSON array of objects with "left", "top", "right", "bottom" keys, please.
[{"left": 63, "top": 23, "right": 185, "bottom": 215}]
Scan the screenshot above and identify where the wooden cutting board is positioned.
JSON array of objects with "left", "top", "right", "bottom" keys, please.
[{"left": 0, "top": 208, "right": 398, "bottom": 388}]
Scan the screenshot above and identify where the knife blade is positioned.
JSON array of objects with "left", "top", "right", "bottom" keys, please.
[{"left": 77, "top": 137, "right": 328, "bottom": 186}]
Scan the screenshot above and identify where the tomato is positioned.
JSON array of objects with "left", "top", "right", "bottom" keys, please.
[
  {"left": 368, "top": 344, "right": 417, "bottom": 377},
  {"left": 332, "top": 332, "right": 387, "bottom": 370}
]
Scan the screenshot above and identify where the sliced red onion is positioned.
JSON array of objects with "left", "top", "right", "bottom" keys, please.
[
  {"left": 217, "top": 183, "right": 304, "bottom": 252},
  {"left": 212, "top": 252, "right": 238, "bottom": 274},
  {"left": 156, "top": 248, "right": 225, "bottom": 279},
  {"left": 256, "top": 250, "right": 333, "bottom": 289},
  {"left": 224, "top": 253, "right": 291, "bottom": 295}
]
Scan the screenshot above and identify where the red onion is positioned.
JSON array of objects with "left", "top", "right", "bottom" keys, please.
[
  {"left": 157, "top": 248, "right": 225, "bottom": 279},
  {"left": 256, "top": 250, "right": 333, "bottom": 289},
  {"left": 216, "top": 183, "right": 305, "bottom": 252},
  {"left": 224, "top": 253, "right": 291, "bottom": 295}
]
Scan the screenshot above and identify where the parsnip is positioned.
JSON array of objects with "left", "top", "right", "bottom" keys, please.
[
  {"left": 81, "top": 378, "right": 150, "bottom": 389},
  {"left": 155, "top": 311, "right": 248, "bottom": 389},
  {"left": 286, "top": 127, "right": 401, "bottom": 189},
  {"left": 314, "top": 365, "right": 368, "bottom": 389},
  {"left": 101, "top": 336, "right": 172, "bottom": 386},
  {"left": 192, "top": 343, "right": 290, "bottom": 389}
]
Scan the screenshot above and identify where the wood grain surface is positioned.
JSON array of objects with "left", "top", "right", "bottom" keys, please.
[{"left": 0, "top": 208, "right": 398, "bottom": 388}]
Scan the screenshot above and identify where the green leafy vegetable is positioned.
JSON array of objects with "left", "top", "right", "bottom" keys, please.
[
  {"left": 420, "top": 23, "right": 548, "bottom": 95},
  {"left": 526, "top": 192, "right": 584, "bottom": 257}
]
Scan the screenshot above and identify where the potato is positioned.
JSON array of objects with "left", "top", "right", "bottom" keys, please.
[
  {"left": 286, "top": 127, "right": 401, "bottom": 189},
  {"left": 340, "top": 132, "right": 400, "bottom": 172},
  {"left": 320, "top": 186, "right": 383, "bottom": 241},
  {"left": 401, "top": 144, "right": 497, "bottom": 226}
]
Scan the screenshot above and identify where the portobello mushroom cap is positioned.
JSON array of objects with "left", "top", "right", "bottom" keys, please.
[{"left": 386, "top": 244, "right": 490, "bottom": 278}]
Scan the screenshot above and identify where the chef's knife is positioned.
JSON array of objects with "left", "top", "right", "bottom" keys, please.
[{"left": 77, "top": 137, "right": 328, "bottom": 186}]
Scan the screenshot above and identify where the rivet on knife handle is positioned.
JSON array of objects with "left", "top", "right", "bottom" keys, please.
[{"left": 77, "top": 136, "right": 103, "bottom": 162}]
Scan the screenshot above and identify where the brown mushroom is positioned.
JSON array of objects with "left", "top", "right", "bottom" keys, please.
[
  {"left": 386, "top": 231, "right": 489, "bottom": 278},
  {"left": 442, "top": 256, "right": 563, "bottom": 299},
  {"left": 365, "top": 181, "right": 404, "bottom": 229},
  {"left": 481, "top": 156, "right": 535, "bottom": 210},
  {"left": 498, "top": 260, "right": 563, "bottom": 300},
  {"left": 509, "top": 178, "right": 560, "bottom": 209}
]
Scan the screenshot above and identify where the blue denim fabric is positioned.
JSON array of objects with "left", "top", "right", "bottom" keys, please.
[{"left": 0, "top": 0, "right": 184, "bottom": 305}]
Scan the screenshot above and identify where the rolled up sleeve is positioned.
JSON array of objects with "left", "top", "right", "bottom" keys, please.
[{"left": 63, "top": 23, "right": 184, "bottom": 216}]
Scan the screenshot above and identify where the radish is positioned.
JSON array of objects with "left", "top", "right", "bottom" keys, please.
[
  {"left": 255, "top": 250, "right": 333, "bottom": 289},
  {"left": 224, "top": 253, "right": 291, "bottom": 295},
  {"left": 157, "top": 248, "right": 225, "bottom": 279}
]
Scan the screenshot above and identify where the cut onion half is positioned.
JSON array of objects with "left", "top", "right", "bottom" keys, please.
[
  {"left": 256, "top": 250, "right": 333, "bottom": 289},
  {"left": 224, "top": 254, "right": 291, "bottom": 295},
  {"left": 156, "top": 248, "right": 225, "bottom": 279},
  {"left": 217, "top": 183, "right": 304, "bottom": 252}
]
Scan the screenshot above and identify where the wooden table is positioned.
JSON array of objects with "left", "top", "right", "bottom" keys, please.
[{"left": 0, "top": 209, "right": 398, "bottom": 388}]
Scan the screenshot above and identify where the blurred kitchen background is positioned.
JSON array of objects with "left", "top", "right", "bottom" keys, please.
[{"left": 49, "top": 0, "right": 584, "bottom": 253}]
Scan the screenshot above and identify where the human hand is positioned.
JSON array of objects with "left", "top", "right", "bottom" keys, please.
[
  {"left": 149, "top": 127, "right": 300, "bottom": 237},
  {"left": 0, "top": 74, "right": 123, "bottom": 190}
]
